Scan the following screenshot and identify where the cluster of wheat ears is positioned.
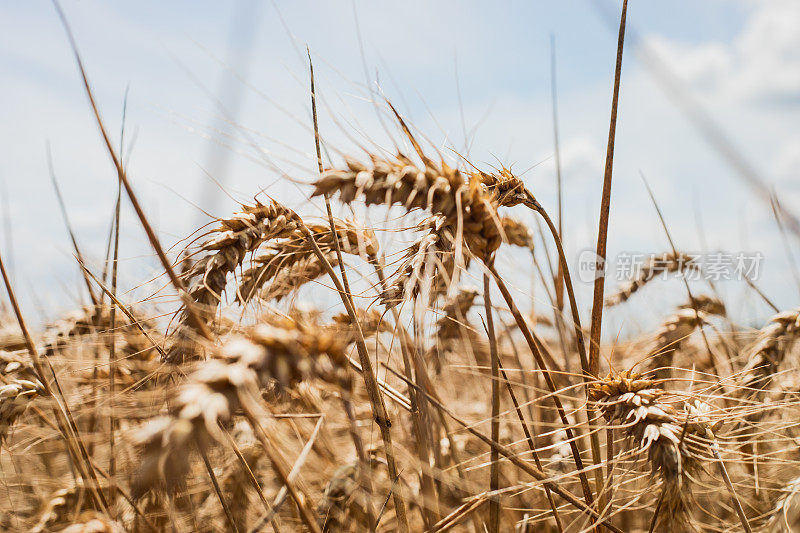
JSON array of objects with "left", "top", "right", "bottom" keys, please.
[{"left": 4, "top": 3, "right": 800, "bottom": 533}]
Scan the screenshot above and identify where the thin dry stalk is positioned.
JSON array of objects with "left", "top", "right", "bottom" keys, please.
[
  {"left": 587, "top": 0, "right": 628, "bottom": 387},
  {"left": 309, "top": 64, "right": 380, "bottom": 533},
  {"left": 389, "top": 366, "right": 624, "bottom": 533},
  {"left": 0, "top": 250, "right": 110, "bottom": 514},
  {"left": 487, "top": 263, "right": 596, "bottom": 509},
  {"left": 47, "top": 144, "right": 98, "bottom": 307},
  {"left": 496, "top": 358, "right": 563, "bottom": 531},
  {"left": 249, "top": 414, "right": 324, "bottom": 532},
  {"left": 550, "top": 34, "right": 566, "bottom": 323},
  {"left": 371, "top": 256, "right": 445, "bottom": 530},
  {"left": 108, "top": 148, "right": 122, "bottom": 507},
  {"left": 483, "top": 272, "right": 501, "bottom": 533},
  {"left": 307, "top": 57, "right": 405, "bottom": 529},
  {"left": 243, "top": 407, "right": 323, "bottom": 533},
  {"left": 298, "top": 225, "right": 410, "bottom": 531},
  {"left": 197, "top": 438, "right": 241, "bottom": 533},
  {"left": 428, "top": 495, "right": 488, "bottom": 533}
]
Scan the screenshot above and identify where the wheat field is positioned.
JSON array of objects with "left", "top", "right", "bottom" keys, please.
[{"left": 2, "top": 2, "right": 800, "bottom": 532}]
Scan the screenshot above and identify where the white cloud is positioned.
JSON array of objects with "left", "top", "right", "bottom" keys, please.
[
  {"left": 557, "top": 136, "right": 606, "bottom": 183},
  {"left": 646, "top": 0, "right": 800, "bottom": 105},
  {"left": 772, "top": 136, "right": 800, "bottom": 192},
  {"left": 735, "top": 0, "right": 800, "bottom": 104}
]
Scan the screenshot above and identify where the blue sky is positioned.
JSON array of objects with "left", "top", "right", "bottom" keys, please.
[{"left": 1, "top": 1, "right": 798, "bottom": 335}]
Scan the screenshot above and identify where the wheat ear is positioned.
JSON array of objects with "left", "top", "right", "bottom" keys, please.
[
  {"left": 237, "top": 221, "right": 375, "bottom": 304},
  {"left": 0, "top": 378, "right": 42, "bottom": 444},
  {"left": 590, "top": 370, "right": 716, "bottom": 522},
  {"left": 182, "top": 200, "right": 303, "bottom": 319},
  {"left": 314, "top": 155, "right": 505, "bottom": 306},
  {"left": 740, "top": 309, "right": 800, "bottom": 399},
  {"left": 167, "top": 200, "right": 305, "bottom": 362},
  {"left": 500, "top": 215, "right": 535, "bottom": 250},
  {"left": 646, "top": 309, "right": 709, "bottom": 380},
  {"left": 134, "top": 321, "right": 349, "bottom": 496}
]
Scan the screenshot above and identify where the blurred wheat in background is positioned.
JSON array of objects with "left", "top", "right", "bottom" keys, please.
[{"left": 1, "top": 1, "right": 800, "bottom": 532}]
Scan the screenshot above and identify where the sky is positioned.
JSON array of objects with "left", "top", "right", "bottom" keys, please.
[{"left": 1, "top": 0, "right": 798, "bottom": 336}]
